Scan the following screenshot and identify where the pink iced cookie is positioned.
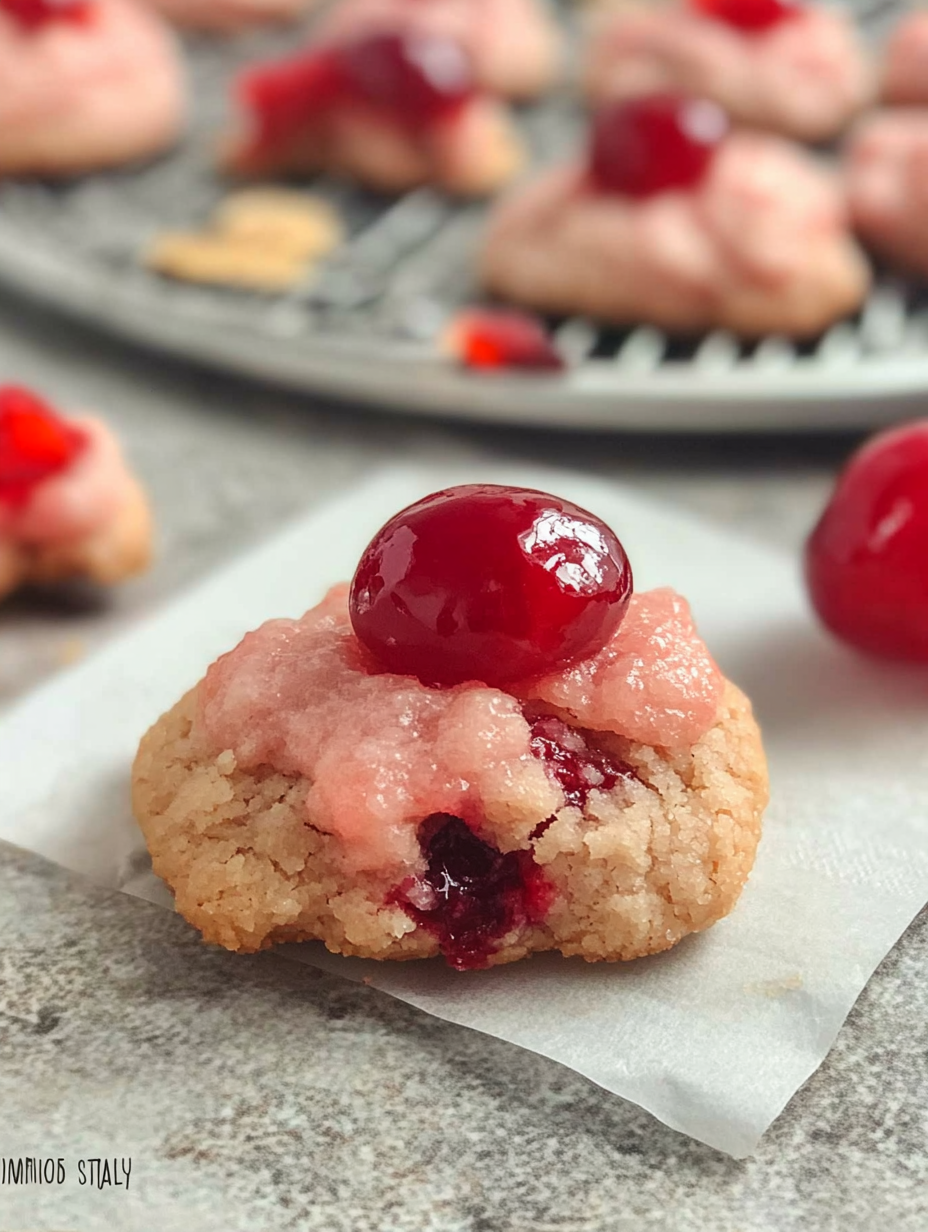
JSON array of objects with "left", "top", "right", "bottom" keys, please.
[
  {"left": 226, "top": 28, "right": 525, "bottom": 195},
  {"left": 882, "top": 11, "right": 928, "bottom": 105},
  {"left": 0, "top": 388, "right": 152, "bottom": 599},
  {"left": 0, "top": 0, "right": 185, "bottom": 176},
  {"left": 133, "top": 486, "right": 767, "bottom": 969},
  {"left": 314, "top": 0, "right": 562, "bottom": 100},
  {"left": 846, "top": 109, "right": 928, "bottom": 275},
  {"left": 481, "top": 121, "right": 869, "bottom": 336},
  {"left": 585, "top": 0, "right": 873, "bottom": 143},
  {"left": 146, "top": 0, "right": 313, "bottom": 33}
]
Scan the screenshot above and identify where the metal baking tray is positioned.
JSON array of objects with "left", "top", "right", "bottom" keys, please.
[{"left": 0, "top": 1, "right": 921, "bottom": 432}]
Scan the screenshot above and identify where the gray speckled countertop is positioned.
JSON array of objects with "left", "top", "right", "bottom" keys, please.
[{"left": 1, "top": 293, "right": 924, "bottom": 1232}]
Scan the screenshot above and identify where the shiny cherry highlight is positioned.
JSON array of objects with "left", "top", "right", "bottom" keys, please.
[
  {"left": 238, "top": 29, "right": 476, "bottom": 162},
  {"left": 349, "top": 484, "right": 633, "bottom": 688},
  {"left": 590, "top": 93, "right": 729, "bottom": 199}
]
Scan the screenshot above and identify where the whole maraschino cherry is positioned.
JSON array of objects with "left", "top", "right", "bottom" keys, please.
[
  {"left": 349, "top": 484, "right": 633, "bottom": 687},
  {"left": 590, "top": 94, "right": 729, "bottom": 199},
  {"left": 805, "top": 422, "right": 928, "bottom": 661}
]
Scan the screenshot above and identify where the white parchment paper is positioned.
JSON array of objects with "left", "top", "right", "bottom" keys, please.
[{"left": 2, "top": 463, "right": 928, "bottom": 1159}]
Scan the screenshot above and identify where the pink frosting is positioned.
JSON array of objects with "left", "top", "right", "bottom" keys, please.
[
  {"left": 516, "top": 588, "right": 723, "bottom": 747},
  {"left": 0, "top": 0, "right": 184, "bottom": 173},
  {"left": 0, "top": 417, "right": 134, "bottom": 547},
  {"left": 586, "top": 2, "right": 873, "bottom": 142},
  {"left": 199, "top": 584, "right": 723, "bottom": 873}
]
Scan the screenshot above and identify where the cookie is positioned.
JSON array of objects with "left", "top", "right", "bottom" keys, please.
[
  {"left": 0, "top": 0, "right": 184, "bottom": 176},
  {"left": 585, "top": 0, "right": 873, "bottom": 143},
  {"left": 226, "top": 30, "right": 525, "bottom": 195},
  {"left": 481, "top": 114, "right": 869, "bottom": 337},
  {"left": 0, "top": 389, "right": 153, "bottom": 601},
  {"left": 133, "top": 485, "right": 767, "bottom": 970}
]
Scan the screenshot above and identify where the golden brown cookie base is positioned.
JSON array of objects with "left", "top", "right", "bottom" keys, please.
[{"left": 133, "top": 677, "right": 767, "bottom": 966}]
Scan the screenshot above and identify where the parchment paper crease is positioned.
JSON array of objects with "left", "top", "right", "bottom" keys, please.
[{"left": 2, "top": 463, "right": 927, "bottom": 1158}]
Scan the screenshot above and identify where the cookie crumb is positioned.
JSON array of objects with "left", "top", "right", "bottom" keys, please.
[
  {"left": 216, "top": 189, "right": 344, "bottom": 261},
  {"left": 145, "top": 191, "right": 343, "bottom": 291},
  {"left": 744, "top": 974, "right": 803, "bottom": 998},
  {"left": 56, "top": 636, "right": 87, "bottom": 666},
  {"left": 216, "top": 749, "right": 237, "bottom": 775}
]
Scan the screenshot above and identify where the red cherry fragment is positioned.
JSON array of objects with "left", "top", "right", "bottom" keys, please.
[
  {"left": 445, "top": 309, "right": 565, "bottom": 372},
  {"left": 0, "top": 385, "right": 87, "bottom": 508}
]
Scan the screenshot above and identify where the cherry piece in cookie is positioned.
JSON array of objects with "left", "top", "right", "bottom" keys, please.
[
  {"left": 349, "top": 484, "right": 633, "bottom": 687},
  {"left": 445, "top": 308, "right": 564, "bottom": 372},
  {"left": 690, "top": 0, "right": 798, "bottom": 33},
  {"left": 394, "top": 813, "right": 552, "bottom": 970},
  {"left": 528, "top": 714, "right": 635, "bottom": 810},
  {"left": 806, "top": 422, "right": 928, "bottom": 661},
  {"left": 0, "top": 0, "right": 92, "bottom": 27},
  {"left": 590, "top": 94, "right": 729, "bottom": 198},
  {"left": 0, "top": 385, "right": 88, "bottom": 508}
]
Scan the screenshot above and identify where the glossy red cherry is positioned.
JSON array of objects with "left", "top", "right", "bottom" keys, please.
[
  {"left": 349, "top": 484, "right": 633, "bottom": 687},
  {"left": 590, "top": 94, "right": 729, "bottom": 199},
  {"left": 805, "top": 422, "right": 928, "bottom": 661},
  {"left": 238, "top": 29, "right": 475, "bottom": 161},
  {"left": 691, "top": 0, "right": 799, "bottom": 33},
  {"left": 446, "top": 309, "right": 565, "bottom": 372},
  {"left": 238, "top": 50, "right": 345, "bottom": 155},
  {"left": 338, "top": 30, "right": 475, "bottom": 129},
  {"left": 0, "top": 386, "right": 87, "bottom": 508},
  {"left": 1, "top": 0, "right": 92, "bottom": 28}
]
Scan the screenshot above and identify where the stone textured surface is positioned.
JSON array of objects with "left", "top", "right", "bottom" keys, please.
[{"left": 2, "top": 289, "right": 923, "bottom": 1231}]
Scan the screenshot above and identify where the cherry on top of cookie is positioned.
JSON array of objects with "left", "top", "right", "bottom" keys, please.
[
  {"left": 348, "top": 483, "right": 634, "bottom": 689},
  {"left": 589, "top": 93, "right": 729, "bottom": 199},
  {"left": 0, "top": 385, "right": 88, "bottom": 508},
  {"left": 237, "top": 27, "right": 478, "bottom": 157},
  {"left": 690, "top": 0, "right": 801, "bottom": 33},
  {"left": 0, "top": 0, "right": 94, "bottom": 29}
]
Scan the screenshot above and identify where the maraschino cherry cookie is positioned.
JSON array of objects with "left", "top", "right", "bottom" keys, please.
[
  {"left": 225, "top": 29, "right": 524, "bottom": 194},
  {"left": 584, "top": 0, "right": 873, "bottom": 143},
  {"left": 313, "top": 0, "right": 562, "bottom": 102},
  {"left": 0, "top": 387, "right": 152, "bottom": 600},
  {"left": 146, "top": 0, "right": 313, "bottom": 34},
  {"left": 481, "top": 94, "right": 870, "bottom": 336},
  {"left": 133, "top": 484, "right": 767, "bottom": 970},
  {"left": 845, "top": 110, "right": 928, "bottom": 277},
  {"left": 0, "top": 0, "right": 185, "bottom": 176}
]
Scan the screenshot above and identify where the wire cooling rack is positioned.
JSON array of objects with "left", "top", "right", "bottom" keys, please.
[{"left": 0, "top": 2, "right": 923, "bottom": 431}]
